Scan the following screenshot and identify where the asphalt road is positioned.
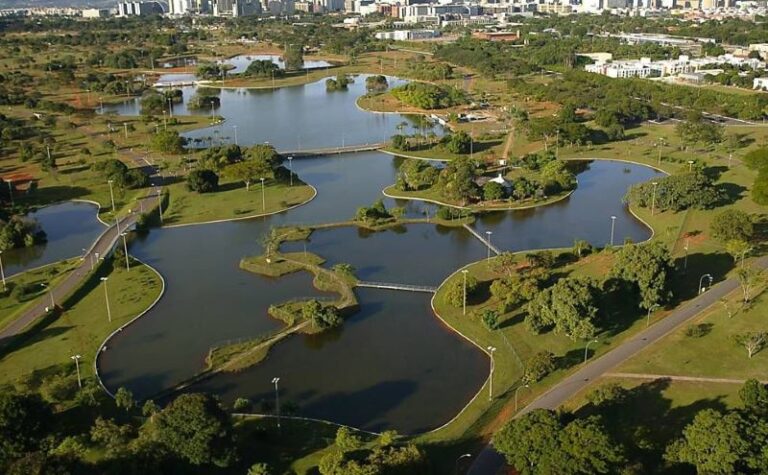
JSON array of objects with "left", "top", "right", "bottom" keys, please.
[
  {"left": 0, "top": 151, "right": 162, "bottom": 346},
  {"left": 467, "top": 255, "right": 768, "bottom": 475}
]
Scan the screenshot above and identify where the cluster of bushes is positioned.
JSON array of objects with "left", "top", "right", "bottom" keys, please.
[
  {"left": 364, "top": 75, "right": 388, "bottom": 92},
  {"left": 187, "top": 92, "right": 220, "bottom": 111},
  {"left": 0, "top": 216, "right": 46, "bottom": 251},
  {"left": 354, "top": 199, "right": 402, "bottom": 224},
  {"left": 404, "top": 57, "right": 453, "bottom": 81},
  {"left": 624, "top": 171, "right": 725, "bottom": 212},
  {"left": 243, "top": 59, "right": 283, "bottom": 78},
  {"left": 325, "top": 74, "right": 351, "bottom": 92}
]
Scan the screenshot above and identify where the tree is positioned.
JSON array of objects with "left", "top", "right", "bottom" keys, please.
[
  {"left": 154, "top": 393, "right": 235, "bottom": 467},
  {"left": 445, "top": 131, "right": 472, "bottom": 154},
  {"left": 483, "top": 181, "right": 505, "bottom": 201},
  {"left": 0, "top": 392, "right": 52, "bottom": 466},
  {"left": 245, "top": 59, "right": 282, "bottom": 78},
  {"left": 734, "top": 331, "right": 767, "bottom": 358},
  {"left": 624, "top": 172, "right": 724, "bottom": 212},
  {"left": 283, "top": 45, "right": 304, "bottom": 70},
  {"left": 710, "top": 209, "right": 753, "bottom": 242},
  {"left": 187, "top": 169, "right": 219, "bottom": 193},
  {"left": 437, "top": 156, "right": 479, "bottom": 204},
  {"left": 247, "top": 463, "right": 271, "bottom": 475},
  {"left": 665, "top": 409, "right": 750, "bottom": 474},
  {"left": 726, "top": 239, "right": 753, "bottom": 266},
  {"left": 586, "top": 383, "right": 628, "bottom": 407},
  {"left": 736, "top": 266, "right": 764, "bottom": 303},
  {"left": 225, "top": 160, "right": 270, "bottom": 191},
  {"left": 493, "top": 409, "right": 623, "bottom": 475},
  {"left": 525, "top": 277, "right": 599, "bottom": 340},
  {"left": 611, "top": 242, "right": 672, "bottom": 310},
  {"left": 740, "top": 379, "right": 768, "bottom": 415},
  {"left": 114, "top": 387, "right": 134, "bottom": 412},
  {"left": 482, "top": 309, "right": 499, "bottom": 330},
  {"left": 335, "top": 427, "right": 362, "bottom": 452},
  {"left": 523, "top": 351, "right": 555, "bottom": 384},
  {"left": 150, "top": 129, "right": 185, "bottom": 154},
  {"left": 446, "top": 274, "right": 479, "bottom": 308},
  {"left": 90, "top": 417, "right": 133, "bottom": 457}
]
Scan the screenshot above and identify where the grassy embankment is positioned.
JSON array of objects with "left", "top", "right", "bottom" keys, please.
[
  {"left": 0, "top": 261, "right": 163, "bottom": 387},
  {"left": 0, "top": 259, "right": 79, "bottom": 332}
]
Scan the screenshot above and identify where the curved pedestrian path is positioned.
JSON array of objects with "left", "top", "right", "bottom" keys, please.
[{"left": 468, "top": 255, "right": 768, "bottom": 475}]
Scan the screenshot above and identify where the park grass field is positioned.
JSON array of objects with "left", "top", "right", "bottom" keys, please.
[
  {"left": 161, "top": 177, "right": 315, "bottom": 226},
  {"left": 0, "top": 258, "right": 78, "bottom": 332},
  {"left": 0, "top": 261, "right": 163, "bottom": 387}
]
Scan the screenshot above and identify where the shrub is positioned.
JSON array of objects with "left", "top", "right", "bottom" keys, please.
[
  {"left": 523, "top": 351, "right": 555, "bottom": 383},
  {"left": 187, "top": 169, "right": 219, "bottom": 193}
]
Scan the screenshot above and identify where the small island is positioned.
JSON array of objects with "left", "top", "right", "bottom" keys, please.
[{"left": 384, "top": 150, "right": 577, "bottom": 211}]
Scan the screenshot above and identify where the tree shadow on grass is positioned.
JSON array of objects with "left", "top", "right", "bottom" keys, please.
[
  {"left": 575, "top": 378, "right": 730, "bottom": 473},
  {"left": 670, "top": 251, "right": 733, "bottom": 301}
]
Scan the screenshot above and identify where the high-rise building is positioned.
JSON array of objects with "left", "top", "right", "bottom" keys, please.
[
  {"left": 117, "top": 1, "right": 162, "bottom": 16},
  {"left": 169, "top": 0, "right": 192, "bottom": 14}
]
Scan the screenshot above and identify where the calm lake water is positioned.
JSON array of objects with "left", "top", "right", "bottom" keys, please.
[
  {"left": 99, "top": 152, "right": 661, "bottom": 433},
  {"left": 102, "top": 75, "right": 432, "bottom": 150},
  {"left": 5, "top": 201, "right": 104, "bottom": 277}
]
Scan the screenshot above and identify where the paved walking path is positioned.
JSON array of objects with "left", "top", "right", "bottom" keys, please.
[
  {"left": 0, "top": 150, "right": 163, "bottom": 346},
  {"left": 467, "top": 255, "right": 768, "bottom": 475},
  {"left": 604, "top": 372, "right": 768, "bottom": 385}
]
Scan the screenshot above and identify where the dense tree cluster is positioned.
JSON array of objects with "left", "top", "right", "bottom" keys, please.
[
  {"left": 92, "top": 159, "right": 149, "bottom": 190},
  {"left": 244, "top": 59, "right": 283, "bottom": 78},
  {"left": 325, "top": 74, "right": 351, "bottom": 92},
  {"left": 396, "top": 159, "right": 438, "bottom": 191},
  {"left": 743, "top": 147, "right": 768, "bottom": 205},
  {"left": 610, "top": 242, "right": 672, "bottom": 310},
  {"left": 390, "top": 82, "right": 466, "bottom": 110},
  {"left": 525, "top": 277, "right": 601, "bottom": 340},
  {"left": 404, "top": 56, "right": 454, "bottom": 81},
  {"left": 624, "top": 172, "right": 725, "bottom": 212}
]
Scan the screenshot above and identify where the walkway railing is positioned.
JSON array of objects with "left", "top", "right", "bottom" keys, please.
[
  {"left": 462, "top": 224, "right": 501, "bottom": 255},
  {"left": 356, "top": 281, "right": 437, "bottom": 293},
  {"left": 279, "top": 142, "right": 385, "bottom": 158}
]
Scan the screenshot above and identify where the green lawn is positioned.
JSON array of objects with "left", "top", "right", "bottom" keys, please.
[
  {"left": 0, "top": 261, "right": 163, "bottom": 387},
  {"left": 162, "top": 178, "right": 315, "bottom": 226},
  {"left": 0, "top": 259, "right": 78, "bottom": 332},
  {"left": 417, "top": 249, "right": 659, "bottom": 446},
  {"left": 618, "top": 286, "right": 768, "bottom": 380}
]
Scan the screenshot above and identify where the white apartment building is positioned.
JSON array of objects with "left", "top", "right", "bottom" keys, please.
[{"left": 586, "top": 54, "right": 765, "bottom": 79}]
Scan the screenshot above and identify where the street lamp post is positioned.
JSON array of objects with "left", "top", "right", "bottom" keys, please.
[
  {"left": 108, "top": 179, "right": 116, "bottom": 215},
  {"left": 699, "top": 273, "right": 713, "bottom": 294},
  {"left": 688, "top": 160, "right": 694, "bottom": 172},
  {"left": 584, "top": 339, "right": 598, "bottom": 364},
  {"left": 485, "top": 231, "right": 493, "bottom": 261},
  {"left": 514, "top": 384, "right": 530, "bottom": 412},
  {"left": 70, "top": 354, "right": 82, "bottom": 388},
  {"left": 121, "top": 232, "right": 130, "bottom": 271},
  {"left": 101, "top": 277, "right": 112, "bottom": 322},
  {"left": 288, "top": 156, "right": 293, "bottom": 187},
  {"left": 0, "top": 251, "right": 6, "bottom": 292},
  {"left": 461, "top": 269, "right": 468, "bottom": 316},
  {"left": 233, "top": 125, "right": 238, "bottom": 146},
  {"left": 487, "top": 346, "right": 496, "bottom": 401},
  {"left": 455, "top": 453, "right": 472, "bottom": 475},
  {"left": 260, "top": 178, "right": 266, "bottom": 212},
  {"left": 651, "top": 181, "right": 659, "bottom": 216},
  {"left": 609, "top": 216, "right": 617, "bottom": 247},
  {"left": 157, "top": 189, "right": 164, "bottom": 225},
  {"left": 271, "top": 377, "right": 281, "bottom": 430},
  {"left": 646, "top": 303, "right": 660, "bottom": 328}
]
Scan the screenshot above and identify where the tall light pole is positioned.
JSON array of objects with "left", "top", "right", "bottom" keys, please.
[
  {"left": 455, "top": 453, "right": 472, "bottom": 475},
  {"left": 260, "top": 177, "right": 266, "bottom": 212},
  {"left": 487, "top": 346, "right": 496, "bottom": 401},
  {"left": 646, "top": 303, "right": 659, "bottom": 328},
  {"left": 70, "top": 355, "right": 83, "bottom": 389},
  {"left": 0, "top": 250, "right": 6, "bottom": 292},
  {"left": 514, "top": 383, "right": 530, "bottom": 412},
  {"left": 609, "top": 216, "right": 617, "bottom": 247},
  {"left": 584, "top": 338, "right": 598, "bottom": 363},
  {"left": 157, "top": 189, "right": 164, "bottom": 225},
  {"left": 271, "top": 377, "right": 281, "bottom": 430},
  {"left": 461, "top": 269, "right": 468, "bottom": 316},
  {"left": 101, "top": 277, "right": 112, "bottom": 322},
  {"left": 688, "top": 160, "right": 694, "bottom": 172},
  {"left": 108, "top": 179, "right": 116, "bottom": 215},
  {"left": 123, "top": 122, "right": 128, "bottom": 140},
  {"left": 650, "top": 181, "right": 659, "bottom": 216},
  {"left": 485, "top": 230, "right": 493, "bottom": 261},
  {"left": 71, "top": 354, "right": 82, "bottom": 388},
  {"left": 233, "top": 125, "right": 238, "bottom": 146},
  {"left": 699, "top": 273, "right": 713, "bottom": 294},
  {"left": 288, "top": 156, "right": 293, "bottom": 187},
  {"left": 121, "top": 232, "right": 130, "bottom": 271}
]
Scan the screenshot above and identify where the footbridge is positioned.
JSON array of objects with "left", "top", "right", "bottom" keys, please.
[
  {"left": 463, "top": 224, "right": 501, "bottom": 255},
  {"left": 356, "top": 281, "right": 437, "bottom": 293},
  {"left": 279, "top": 142, "right": 385, "bottom": 158}
]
